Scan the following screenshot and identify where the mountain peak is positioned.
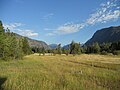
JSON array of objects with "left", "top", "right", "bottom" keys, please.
[{"left": 85, "top": 25, "right": 120, "bottom": 45}]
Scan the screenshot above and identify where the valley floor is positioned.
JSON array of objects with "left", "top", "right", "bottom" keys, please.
[{"left": 0, "top": 54, "right": 120, "bottom": 90}]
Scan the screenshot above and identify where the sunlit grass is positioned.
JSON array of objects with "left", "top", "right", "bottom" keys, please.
[{"left": 0, "top": 54, "right": 120, "bottom": 90}]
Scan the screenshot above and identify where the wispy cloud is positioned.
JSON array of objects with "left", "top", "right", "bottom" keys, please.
[
  {"left": 86, "top": 0, "right": 120, "bottom": 25},
  {"left": 17, "top": 29, "right": 38, "bottom": 37},
  {"left": 47, "top": 0, "right": 120, "bottom": 36},
  {"left": 3, "top": 23, "right": 23, "bottom": 30},
  {"left": 54, "top": 23, "right": 84, "bottom": 35},
  {"left": 41, "top": 13, "right": 54, "bottom": 20},
  {"left": 3, "top": 23, "right": 38, "bottom": 37},
  {"left": 46, "top": 23, "right": 84, "bottom": 36}
]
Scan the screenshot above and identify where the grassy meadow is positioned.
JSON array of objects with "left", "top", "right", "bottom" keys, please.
[{"left": 0, "top": 54, "right": 120, "bottom": 90}]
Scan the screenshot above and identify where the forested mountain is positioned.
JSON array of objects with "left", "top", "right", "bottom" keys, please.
[
  {"left": 62, "top": 44, "right": 70, "bottom": 50},
  {"left": 15, "top": 34, "right": 50, "bottom": 49},
  {"left": 85, "top": 26, "right": 120, "bottom": 45},
  {"left": 49, "top": 44, "right": 58, "bottom": 49},
  {"left": 28, "top": 38, "right": 50, "bottom": 49}
]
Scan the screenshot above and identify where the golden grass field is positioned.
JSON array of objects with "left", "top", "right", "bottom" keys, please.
[{"left": 0, "top": 54, "right": 120, "bottom": 90}]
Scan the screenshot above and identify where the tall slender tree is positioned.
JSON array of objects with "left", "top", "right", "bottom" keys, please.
[
  {"left": 57, "top": 44, "right": 62, "bottom": 55},
  {"left": 70, "top": 41, "right": 81, "bottom": 55},
  {"left": 22, "top": 37, "right": 31, "bottom": 55},
  {"left": 0, "top": 21, "right": 6, "bottom": 59}
]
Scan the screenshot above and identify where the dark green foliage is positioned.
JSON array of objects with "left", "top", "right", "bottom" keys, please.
[
  {"left": 82, "top": 45, "right": 87, "bottom": 53},
  {"left": 113, "top": 50, "right": 120, "bottom": 55},
  {"left": 0, "top": 21, "right": 6, "bottom": 58},
  {"left": 31, "top": 47, "right": 46, "bottom": 56},
  {"left": 31, "top": 47, "right": 38, "bottom": 53},
  {"left": 53, "top": 49, "right": 57, "bottom": 56},
  {"left": 92, "top": 42, "right": 100, "bottom": 53},
  {"left": 65, "top": 49, "right": 70, "bottom": 56},
  {"left": 84, "top": 41, "right": 120, "bottom": 55},
  {"left": 101, "top": 51, "right": 108, "bottom": 55},
  {"left": 22, "top": 37, "right": 32, "bottom": 55},
  {"left": 110, "top": 41, "right": 120, "bottom": 51},
  {"left": 70, "top": 41, "right": 81, "bottom": 55},
  {"left": 86, "top": 43, "right": 100, "bottom": 54},
  {"left": 100, "top": 43, "right": 111, "bottom": 52},
  {"left": 41, "top": 47, "right": 45, "bottom": 55},
  {"left": 57, "top": 44, "right": 62, "bottom": 55},
  {"left": 62, "top": 48, "right": 70, "bottom": 55},
  {"left": 0, "top": 20, "right": 31, "bottom": 60}
]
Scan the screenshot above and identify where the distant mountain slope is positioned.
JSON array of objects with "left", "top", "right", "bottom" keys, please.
[
  {"left": 49, "top": 44, "right": 58, "bottom": 49},
  {"left": 62, "top": 43, "right": 82, "bottom": 50},
  {"left": 15, "top": 33, "right": 50, "bottom": 49},
  {"left": 27, "top": 38, "right": 50, "bottom": 49},
  {"left": 62, "top": 44, "right": 70, "bottom": 50},
  {"left": 85, "top": 26, "right": 120, "bottom": 45}
]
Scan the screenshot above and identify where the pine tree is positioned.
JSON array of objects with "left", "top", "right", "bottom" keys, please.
[
  {"left": 57, "top": 44, "right": 62, "bottom": 55},
  {"left": 92, "top": 42, "right": 100, "bottom": 53},
  {"left": 70, "top": 41, "right": 81, "bottom": 55},
  {"left": 0, "top": 21, "right": 6, "bottom": 59},
  {"left": 41, "top": 47, "right": 45, "bottom": 55},
  {"left": 22, "top": 37, "right": 31, "bottom": 55},
  {"left": 17, "top": 38, "right": 24, "bottom": 59}
]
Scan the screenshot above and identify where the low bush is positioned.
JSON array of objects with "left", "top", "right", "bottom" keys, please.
[
  {"left": 101, "top": 51, "right": 108, "bottom": 55},
  {"left": 113, "top": 50, "right": 120, "bottom": 55}
]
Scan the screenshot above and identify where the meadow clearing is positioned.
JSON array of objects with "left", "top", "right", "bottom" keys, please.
[{"left": 0, "top": 54, "right": 120, "bottom": 90}]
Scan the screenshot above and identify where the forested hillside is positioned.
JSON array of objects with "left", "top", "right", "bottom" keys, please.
[
  {"left": 15, "top": 33, "right": 50, "bottom": 49},
  {"left": 85, "top": 26, "right": 120, "bottom": 45},
  {"left": 0, "top": 21, "right": 31, "bottom": 60}
]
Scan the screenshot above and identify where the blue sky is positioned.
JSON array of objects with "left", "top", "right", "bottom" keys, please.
[{"left": 0, "top": 0, "right": 120, "bottom": 45}]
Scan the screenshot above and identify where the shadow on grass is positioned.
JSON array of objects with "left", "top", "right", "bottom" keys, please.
[
  {"left": 0, "top": 77, "right": 7, "bottom": 90},
  {"left": 66, "top": 60, "right": 118, "bottom": 71}
]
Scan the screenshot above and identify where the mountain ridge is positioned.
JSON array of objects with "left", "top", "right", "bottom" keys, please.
[
  {"left": 15, "top": 33, "right": 50, "bottom": 49},
  {"left": 85, "top": 26, "right": 120, "bottom": 45}
]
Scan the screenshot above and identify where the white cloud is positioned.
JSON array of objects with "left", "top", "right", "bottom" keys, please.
[
  {"left": 46, "top": 0, "right": 120, "bottom": 36},
  {"left": 3, "top": 23, "right": 23, "bottom": 30},
  {"left": 86, "top": 0, "right": 120, "bottom": 25},
  {"left": 3, "top": 23, "right": 38, "bottom": 37},
  {"left": 45, "top": 23, "right": 85, "bottom": 36},
  {"left": 17, "top": 29, "right": 38, "bottom": 37},
  {"left": 54, "top": 23, "right": 84, "bottom": 35}
]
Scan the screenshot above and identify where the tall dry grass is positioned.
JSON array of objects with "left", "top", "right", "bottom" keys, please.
[{"left": 0, "top": 54, "right": 120, "bottom": 90}]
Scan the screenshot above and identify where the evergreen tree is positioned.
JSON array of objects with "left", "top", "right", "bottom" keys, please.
[
  {"left": 0, "top": 20, "right": 33, "bottom": 60},
  {"left": 17, "top": 38, "right": 24, "bottom": 59},
  {"left": 100, "top": 43, "right": 111, "bottom": 53},
  {"left": 92, "top": 42, "right": 100, "bottom": 53},
  {"left": 41, "top": 47, "right": 45, "bottom": 55},
  {"left": 22, "top": 37, "right": 31, "bottom": 55},
  {"left": 53, "top": 49, "right": 57, "bottom": 56},
  {"left": 0, "top": 21, "right": 6, "bottom": 59},
  {"left": 57, "top": 44, "right": 62, "bottom": 55},
  {"left": 82, "top": 45, "right": 87, "bottom": 53},
  {"left": 70, "top": 41, "right": 81, "bottom": 55}
]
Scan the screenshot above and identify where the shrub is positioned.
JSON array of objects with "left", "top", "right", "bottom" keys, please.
[
  {"left": 113, "top": 50, "right": 120, "bottom": 55},
  {"left": 101, "top": 51, "right": 108, "bottom": 55}
]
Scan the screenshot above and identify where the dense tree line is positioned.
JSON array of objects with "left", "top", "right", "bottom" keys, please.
[
  {"left": 82, "top": 42, "right": 120, "bottom": 55},
  {"left": 31, "top": 41, "right": 81, "bottom": 56},
  {"left": 33, "top": 40, "right": 120, "bottom": 56},
  {"left": 0, "top": 21, "right": 32, "bottom": 60}
]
